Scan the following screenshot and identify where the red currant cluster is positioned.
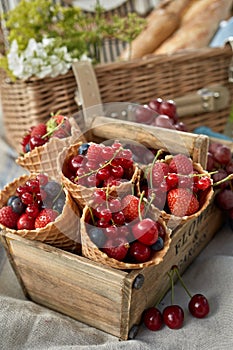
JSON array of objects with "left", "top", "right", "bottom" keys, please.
[
  {"left": 143, "top": 266, "right": 210, "bottom": 331},
  {"left": 0, "top": 174, "right": 66, "bottom": 230},
  {"left": 84, "top": 189, "right": 168, "bottom": 264},
  {"left": 207, "top": 141, "right": 233, "bottom": 224},
  {"left": 134, "top": 98, "right": 188, "bottom": 132},
  {"left": 21, "top": 113, "right": 71, "bottom": 153},
  {"left": 63, "top": 141, "right": 135, "bottom": 188},
  {"left": 141, "top": 153, "right": 212, "bottom": 217}
]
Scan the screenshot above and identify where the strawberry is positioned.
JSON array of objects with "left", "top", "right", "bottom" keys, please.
[
  {"left": 167, "top": 188, "right": 199, "bottom": 217},
  {"left": 35, "top": 208, "right": 59, "bottom": 228},
  {"left": 0, "top": 206, "right": 19, "bottom": 229},
  {"left": 150, "top": 162, "right": 169, "bottom": 187},
  {"left": 52, "top": 114, "right": 65, "bottom": 124},
  {"left": 169, "top": 154, "right": 193, "bottom": 175},
  {"left": 121, "top": 194, "right": 144, "bottom": 222},
  {"left": 30, "top": 123, "right": 47, "bottom": 137}
]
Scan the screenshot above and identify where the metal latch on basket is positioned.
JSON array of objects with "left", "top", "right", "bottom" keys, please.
[{"left": 174, "top": 85, "right": 230, "bottom": 117}]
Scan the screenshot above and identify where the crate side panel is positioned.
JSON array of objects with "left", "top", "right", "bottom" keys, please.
[{"left": 4, "top": 238, "right": 129, "bottom": 338}]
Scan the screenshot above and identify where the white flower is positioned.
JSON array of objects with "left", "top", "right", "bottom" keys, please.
[{"left": 7, "top": 37, "right": 76, "bottom": 79}]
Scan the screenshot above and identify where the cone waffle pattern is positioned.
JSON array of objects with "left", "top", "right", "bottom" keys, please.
[
  {"left": 0, "top": 174, "right": 81, "bottom": 252},
  {"left": 16, "top": 117, "right": 86, "bottom": 180},
  {"left": 58, "top": 142, "right": 140, "bottom": 209}
]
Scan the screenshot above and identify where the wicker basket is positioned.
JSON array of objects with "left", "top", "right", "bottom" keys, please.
[{"left": 1, "top": 46, "right": 232, "bottom": 152}]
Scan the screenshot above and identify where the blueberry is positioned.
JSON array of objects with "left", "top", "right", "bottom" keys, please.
[
  {"left": 44, "top": 181, "right": 62, "bottom": 198},
  {"left": 10, "top": 196, "right": 26, "bottom": 215},
  {"left": 7, "top": 195, "right": 18, "bottom": 206},
  {"left": 53, "top": 192, "right": 66, "bottom": 214},
  {"left": 151, "top": 236, "right": 164, "bottom": 251},
  {"left": 88, "top": 227, "right": 106, "bottom": 248},
  {"left": 25, "top": 143, "right": 31, "bottom": 153},
  {"left": 78, "top": 143, "right": 90, "bottom": 155}
]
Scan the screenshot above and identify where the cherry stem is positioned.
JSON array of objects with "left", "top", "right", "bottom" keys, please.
[
  {"left": 87, "top": 207, "right": 96, "bottom": 225},
  {"left": 173, "top": 266, "right": 192, "bottom": 299},
  {"left": 149, "top": 149, "right": 164, "bottom": 188},
  {"left": 213, "top": 173, "right": 233, "bottom": 187},
  {"left": 138, "top": 190, "right": 145, "bottom": 221},
  {"left": 167, "top": 270, "right": 175, "bottom": 305},
  {"left": 74, "top": 146, "right": 123, "bottom": 182}
]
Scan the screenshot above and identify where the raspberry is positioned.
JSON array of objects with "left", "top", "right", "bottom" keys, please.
[
  {"left": 30, "top": 123, "right": 47, "bottom": 137},
  {"left": 167, "top": 188, "right": 199, "bottom": 217},
  {"left": 87, "top": 143, "right": 104, "bottom": 165},
  {"left": 35, "top": 208, "right": 59, "bottom": 228},
  {"left": 0, "top": 206, "right": 20, "bottom": 229},
  {"left": 150, "top": 162, "right": 169, "bottom": 187},
  {"left": 169, "top": 154, "right": 193, "bottom": 175}
]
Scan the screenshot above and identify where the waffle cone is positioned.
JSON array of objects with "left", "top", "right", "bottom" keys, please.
[
  {"left": 0, "top": 174, "right": 81, "bottom": 252},
  {"left": 16, "top": 117, "right": 86, "bottom": 180},
  {"left": 58, "top": 142, "right": 140, "bottom": 209},
  {"left": 80, "top": 204, "right": 171, "bottom": 270},
  {"left": 142, "top": 156, "right": 214, "bottom": 229}
]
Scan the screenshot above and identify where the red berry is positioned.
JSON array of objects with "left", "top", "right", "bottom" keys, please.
[
  {"left": 30, "top": 123, "right": 47, "bottom": 137},
  {"left": 0, "top": 206, "right": 19, "bottom": 229},
  {"left": 163, "top": 305, "right": 184, "bottom": 329},
  {"left": 188, "top": 294, "right": 210, "bottom": 318},
  {"left": 102, "top": 236, "right": 129, "bottom": 261},
  {"left": 159, "top": 100, "right": 177, "bottom": 120},
  {"left": 17, "top": 213, "right": 35, "bottom": 230},
  {"left": 169, "top": 154, "right": 193, "bottom": 175},
  {"left": 132, "top": 218, "right": 159, "bottom": 245},
  {"left": 143, "top": 307, "right": 163, "bottom": 331},
  {"left": 167, "top": 188, "right": 199, "bottom": 217},
  {"left": 121, "top": 195, "right": 144, "bottom": 222},
  {"left": 196, "top": 176, "right": 212, "bottom": 191},
  {"left": 129, "top": 241, "right": 152, "bottom": 263},
  {"left": 35, "top": 209, "right": 59, "bottom": 228},
  {"left": 150, "top": 162, "right": 169, "bottom": 187},
  {"left": 36, "top": 173, "right": 48, "bottom": 186}
]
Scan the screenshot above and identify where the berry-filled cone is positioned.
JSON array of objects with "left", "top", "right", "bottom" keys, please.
[
  {"left": 58, "top": 141, "right": 141, "bottom": 210},
  {"left": 80, "top": 203, "right": 171, "bottom": 270},
  {"left": 141, "top": 154, "right": 214, "bottom": 229},
  {"left": 16, "top": 117, "right": 86, "bottom": 180},
  {"left": 0, "top": 174, "right": 81, "bottom": 252}
]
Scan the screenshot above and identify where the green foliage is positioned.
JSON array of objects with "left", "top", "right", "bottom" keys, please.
[{"left": 1, "top": 0, "right": 146, "bottom": 68}]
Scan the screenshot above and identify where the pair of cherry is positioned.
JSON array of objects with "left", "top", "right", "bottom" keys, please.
[{"left": 143, "top": 266, "right": 209, "bottom": 331}]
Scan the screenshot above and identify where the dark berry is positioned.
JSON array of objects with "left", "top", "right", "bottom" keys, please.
[
  {"left": 88, "top": 227, "right": 107, "bottom": 248},
  {"left": 163, "top": 305, "right": 184, "bottom": 329},
  {"left": 78, "top": 143, "right": 90, "bottom": 155},
  {"left": 44, "top": 181, "right": 62, "bottom": 198},
  {"left": 151, "top": 236, "right": 164, "bottom": 251},
  {"left": 10, "top": 197, "right": 26, "bottom": 215},
  {"left": 188, "top": 294, "right": 210, "bottom": 318},
  {"left": 143, "top": 307, "right": 163, "bottom": 331}
]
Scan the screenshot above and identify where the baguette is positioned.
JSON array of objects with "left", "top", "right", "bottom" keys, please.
[
  {"left": 120, "top": 0, "right": 192, "bottom": 60},
  {"left": 154, "top": 0, "right": 233, "bottom": 55}
]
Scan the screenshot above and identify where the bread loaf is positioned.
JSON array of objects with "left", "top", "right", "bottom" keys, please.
[
  {"left": 154, "top": 0, "right": 233, "bottom": 54},
  {"left": 120, "top": 0, "right": 191, "bottom": 60}
]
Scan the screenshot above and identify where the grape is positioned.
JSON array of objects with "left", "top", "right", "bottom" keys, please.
[
  {"left": 213, "top": 145, "right": 231, "bottom": 165},
  {"left": 215, "top": 189, "right": 233, "bottom": 211},
  {"left": 159, "top": 100, "right": 177, "bottom": 120},
  {"left": 154, "top": 114, "right": 175, "bottom": 129}
]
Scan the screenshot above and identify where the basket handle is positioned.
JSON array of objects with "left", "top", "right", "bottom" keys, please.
[{"left": 72, "top": 61, "right": 104, "bottom": 125}]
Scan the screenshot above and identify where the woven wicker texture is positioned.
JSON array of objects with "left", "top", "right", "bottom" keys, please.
[
  {"left": 58, "top": 141, "right": 140, "bottom": 209},
  {"left": 1, "top": 46, "right": 232, "bottom": 152},
  {"left": 143, "top": 158, "right": 214, "bottom": 229},
  {"left": 81, "top": 204, "right": 172, "bottom": 270},
  {"left": 94, "top": 46, "right": 233, "bottom": 133},
  {"left": 0, "top": 174, "right": 81, "bottom": 252},
  {"left": 0, "top": 70, "right": 79, "bottom": 151},
  {"left": 15, "top": 117, "right": 86, "bottom": 177}
]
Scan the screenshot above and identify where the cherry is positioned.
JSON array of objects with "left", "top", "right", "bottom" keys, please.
[
  {"left": 162, "top": 305, "right": 184, "bottom": 329},
  {"left": 129, "top": 241, "right": 152, "bottom": 263},
  {"left": 188, "top": 294, "right": 210, "bottom": 318},
  {"left": 143, "top": 307, "right": 163, "bottom": 331},
  {"left": 159, "top": 100, "right": 177, "bottom": 119},
  {"left": 111, "top": 165, "right": 124, "bottom": 178},
  {"left": 166, "top": 173, "right": 179, "bottom": 190},
  {"left": 196, "top": 176, "right": 212, "bottom": 191},
  {"left": 17, "top": 213, "right": 35, "bottom": 230},
  {"left": 132, "top": 218, "right": 159, "bottom": 245},
  {"left": 92, "top": 189, "right": 107, "bottom": 204}
]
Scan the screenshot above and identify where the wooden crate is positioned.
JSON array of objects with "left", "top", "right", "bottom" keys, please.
[
  {"left": 0, "top": 119, "right": 225, "bottom": 339},
  {"left": 0, "top": 196, "right": 224, "bottom": 340}
]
